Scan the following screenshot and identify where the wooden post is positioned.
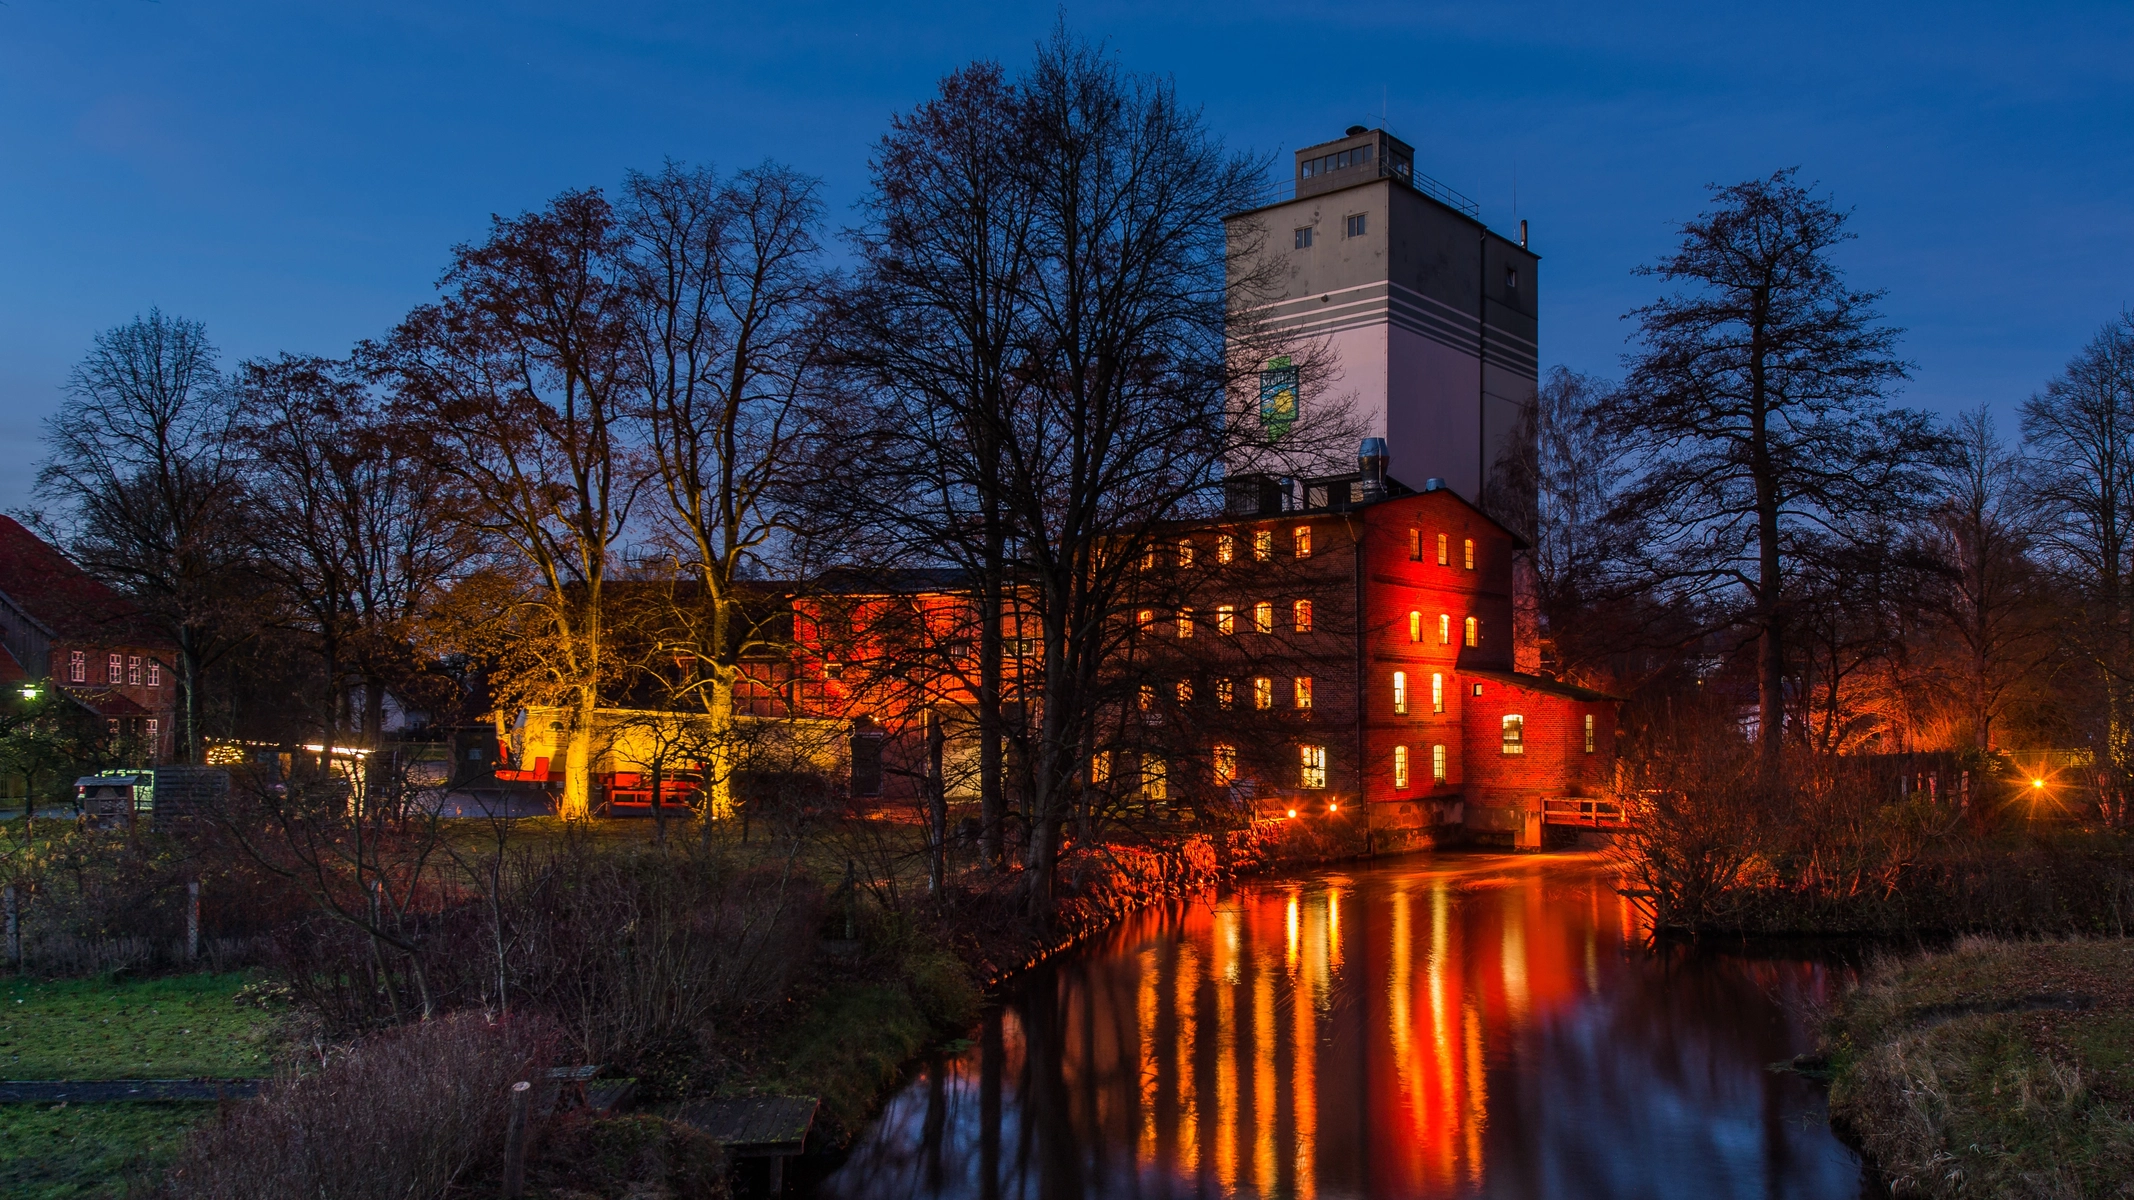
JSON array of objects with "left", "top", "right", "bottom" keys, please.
[
  {"left": 186, "top": 880, "right": 201, "bottom": 961},
  {"left": 501, "top": 1080, "right": 531, "bottom": 1198},
  {"left": 4, "top": 885, "right": 17, "bottom": 971}
]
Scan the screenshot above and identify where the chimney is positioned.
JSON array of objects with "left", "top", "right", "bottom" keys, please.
[{"left": 1358, "top": 438, "right": 1389, "bottom": 499}]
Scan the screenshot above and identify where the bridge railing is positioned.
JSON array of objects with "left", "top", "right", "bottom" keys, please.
[{"left": 1542, "top": 796, "right": 1628, "bottom": 827}]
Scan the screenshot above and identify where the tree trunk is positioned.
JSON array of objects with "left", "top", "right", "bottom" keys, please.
[
  {"left": 704, "top": 674, "right": 737, "bottom": 821},
  {"left": 562, "top": 683, "right": 597, "bottom": 820}
]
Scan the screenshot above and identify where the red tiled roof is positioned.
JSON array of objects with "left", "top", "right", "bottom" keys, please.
[{"left": 0, "top": 515, "right": 165, "bottom": 645}]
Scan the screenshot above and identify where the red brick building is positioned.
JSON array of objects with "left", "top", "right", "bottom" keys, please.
[{"left": 0, "top": 516, "right": 176, "bottom": 761}]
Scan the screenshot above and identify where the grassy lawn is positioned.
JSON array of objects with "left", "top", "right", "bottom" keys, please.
[
  {"left": 2, "top": 973, "right": 280, "bottom": 1080},
  {"left": 1822, "top": 937, "right": 2134, "bottom": 1198},
  {"left": 0, "top": 1102, "right": 208, "bottom": 1200}
]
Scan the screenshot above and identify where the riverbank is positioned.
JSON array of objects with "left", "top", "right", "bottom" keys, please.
[{"left": 1820, "top": 937, "right": 2134, "bottom": 1197}]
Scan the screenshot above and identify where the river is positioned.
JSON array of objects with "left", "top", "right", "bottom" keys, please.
[{"left": 819, "top": 852, "right": 1866, "bottom": 1199}]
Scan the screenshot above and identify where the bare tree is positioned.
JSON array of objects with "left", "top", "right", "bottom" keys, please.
[
  {"left": 2022, "top": 312, "right": 2134, "bottom": 817},
  {"left": 1601, "top": 170, "right": 1938, "bottom": 773},
  {"left": 620, "top": 162, "right": 831, "bottom": 822},
  {"left": 378, "top": 193, "right": 638, "bottom": 820},
  {"left": 35, "top": 310, "right": 250, "bottom": 762}
]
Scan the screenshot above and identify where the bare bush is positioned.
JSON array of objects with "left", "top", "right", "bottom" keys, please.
[
  {"left": 1611, "top": 718, "right": 1773, "bottom": 929},
  {"left": 161, "top": 1011, "right": 556, "bottom": 1200}
]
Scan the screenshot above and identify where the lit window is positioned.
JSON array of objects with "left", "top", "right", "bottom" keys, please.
[
  {"left": 1464, "top": 617, "right": 1478, "bottom": 648},
  {"left": 1438, "top": 614, "right": 1451, "bottom": 645},
  {"left": 147, "top": 660, "right": 160, "bottom": 688},
  {"left": 1394, "top": 745, "right": 1410, "bottom": 789},
  {"left": 1345, "top": 213, "right": 1367, "bottom": 238},
  {"left": 1213, "top": 743, "right": 1238, "bottom": 784},
  {"left": 128, "top": 655, "right": 141, "bottom": 685},
  {"left": 1408, "top": 611, "right": 1421, "bottom": 642},
  {"left": 1217, "top": 678, "right": 1235, "bottom": 709},
  {"left": 1177, "top": 608, "right": 1195, "bottom": 638},
  {"left": 1437, "top": 533, "right": 1448, "bottom": 566},
  {"left": 1176, "top": 679, "right": 1193, "bottom": 705},
  {"left": 108, "top": 653, "right": 123, "bottom": 684},
  {"left": 1432, "top": 673, "right": 1444, "bottom": 713},
  {"left": 1254, "top": 602, "right": 1274, "bottom": 635},
  {"left": 1217, "top": 604, "right": 1235, "bottom": 635},
  {"left": 1502, "top": 714, "right": 1525, "bottom": 755},
  {"left": 1473, "top": 682, "right": 1484, "bottom": 696},
  {"left": 1585, "top": 713, "right": 1597, "bottom": 754},
  {"left": 1408, "top": 529, "right": 1422, "bottom": 561},
  {"left": 1464, "top": 538, "right": 1475, "bottom": 570},
  {"left": 1141, "top": 547, "right": 1157, "bottom": 571},
  {"left": 1300, "top": 745, "right": 1328, "bottom": 789},
  {"left": 1254, "top": 529, "right": 1273, "bottom": 561},
  {"left": 69, "top": 650, "right": 85, "bottom": 683},
  {"left": 1091, "top": 751, "right": 1111, "bottom": 785},
  {"left": 146, "top": 718, "right": 159, "bottom": 745},
  {"left": 1294, "top": 677, "right": 1313, "bottom": 709},
  {"left": 1144, "top": 759, "right": 1167, "bottom": 800},
  {"left": 1178, "top": 539, "right": 1195, "bottom": 568},
  {"left": 1294, "top": 526, "right": 1312, "bottom": 558},
  {"left": 1217, "top": 534, "right": 1235, "bottom": 564},
  {"left": 1139, "top": 685, "right": 1156, "bottom": 712},
  {"left": 1295, "top": 226, "right": 1314, "bottom": 250},
  {"left": 1432, "top": 743, "right": 1447, "bottom": 782},
  {"left": 1292, "top": 600, "right": 1313, "bottom": 633},
  {"left": 1253, "top": 677, "right": 1274, "bottom": 710},
  {"left": 1392, "top": 671, "right": 1408, "bottom": 714},
  {"left": 1138, "top": 609, "right": 1155, "bottom": 631}
]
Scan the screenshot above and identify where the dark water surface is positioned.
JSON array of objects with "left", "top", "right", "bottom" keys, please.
[{"left": 820, "top": 852, "right": 1866, "bottom": 1199}]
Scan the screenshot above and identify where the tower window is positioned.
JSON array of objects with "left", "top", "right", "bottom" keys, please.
[
  {"left": 1177, "top": 608, "right": 1194, "bottom": 638},
  {"left": 1585, "top": 713, "right": 1597, "bottom": 753},
  {"left": 1392, "top": 671, "right": 1407, "bottom": 715},
  {"left": 1409, "top": 528, "right": 1422, "bottom": 561},
  {"left": 1295, "top": 226, "right": 1314, "bottom": 249},
  {"left": 1177, "top": 538, "right": 1195, "bottom": 568},
  {"left": 1432, "top": 672, "right": 1444, "bottom": 713},
  {"left": 1294, "top": 525, "right": 1312, "bottom": 558},
  {"left": 1217, "top": 678, "right": 1235, "bottom": 709},
  {"left": 1292, "top": 600, "right": 1313, "bottom": 633},
  {"left": 1437, "top": 533, "right": 1449, "bottom": 566},
  {"left": 1438, "top": 614, "right": 1451, "bottom": 645},
  {"left": 1408, "top": 611, "right": 1421, "bottom": 642},
  {"left": 1345, "top": 213, "right": 1367, "bottom": 238},
  {"left": 1253, "top": 677, "right": 1274, "bottom": 710},
  {"left": 1213, "top": 743, "right": 1237, "bottom": 784},
  {"left": 1253, "top": 601, "right": 1274, "bottom": 635},
  {"left": 1502, "top": 715, "right": 1526, "bottom": 755},
  {"left": 1465, "top": 617, "right": 1479, "bottom": 647},
  {"left": 1432, "top": 743, "right": 1447, "bottom": 782},
  {"left": 1394, "top": 745, "right": 1410, "bottom": 790},
  {"left": 1294, "top": 677, "right": 1313, "bottom": 709},
  {"left": 1217, "top": 534, "right": 1235, "bottom": 563},
  {"left": 1464, "top": 538, "right": 1476, "bottom": 569},
  {"left": 1254, "top": 529, "right": 1273, "bottom": 561},
  {"left": 1217, "top": 604, "right": 1235, "bottom": 635}
]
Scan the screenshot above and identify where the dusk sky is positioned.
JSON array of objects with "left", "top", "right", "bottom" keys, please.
[{"left": 4, "top": 1, "right": 2129, "bottom": 514}]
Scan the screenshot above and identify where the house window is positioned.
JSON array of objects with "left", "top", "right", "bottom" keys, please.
[
  {"left": 1176, "top": 680, "right": 1194, "bottom": 705},
  {"left": 1464, "top": 538, "right": 1475, "bottom": 570},
  {"left": 146, "top": 718, "right": 159, "bottom": 746},
  {"left": 127, "top": 656, "right": 141, "bottom": 685},
  {"left": 1141, "top": 547, "right": 1157, "bottom": 571},
  {"left": 1300, "top": 745, "right": 1328, "bottom": 789},
  {"left": 1502, "top": 714, "right": 1526, "bottom": 755},
  {"left": 1217, "top": 678, "right": 1235, "bottom": 709},
  {"left": 1295, "top": 226, "right": 1314, "bottom": 250},
  {"left": 69, "top": 650, "right": 85, "bottom": 683},
  {"left": 1408, "top": 611, "right": 1422, "bottom": 642},
  {"left": 1394, "top": 745, "right": 1411, "bottom": 790},
  {"left": 1216, "top": 604, "right": 1235, "bottom": 635},
  {"left": 1213, "top": 743, "right": 1237, "bottom": 785},
  {"left": 1438, "top": 614, "right": 1451, "bottom": 645},
  {"left": 1585, "top": 713, "right": 1597, "bottom": 754},
  {"left": 1293, "top": 526, "right": 1312, "bottom": 558},
  {"left": 1139, "top": 685, "right": 1157, "bottom": 713},
  {"left": 1432, "top": 672, "right": 1444, "bottom": 713},
  {"left": 1138, "top": 609, "right": 1156, "bottom": 632},
  {"left": 1392, "top": 671, "right": 1408, "bottom": 714},
  {"left": 1254, "top": 602, "right": 1274, "bottom": 635},
  {"left": 1408, "top": 529, "right": 1422, "bottom": 561},
  {"left": 1432, "top": 743, "right": 1447, "bottom": 782},
  {"left": 1473, "top": 683, "right": 1484, "bottom": 696},
  {"left": 1177, "top": 608, "right": 1194, "bottom": 638},
  {"left": 1254, "top": 529, "right": 1273, "bottom": 561},
  {"left": 1253, "top": 677, "right": 1274, "bottom": 710},
  {"left": 1345, "top": 213, "right": 1367, "bottom": 238},
  {"left": 1437, "top": 533, "right": 1449, "bottom": 566},
  {"left": 108, "top": 653, "right": 123, "bottom": 684},
  {"left": 1464, "top": 617, "right": 1479, "bottom": 648},
  {"left": 147, "top": 660, "right": 161, "bottom": 687},
  {"left": 1294, "top": 677, "right": 1313, "bottom": 709},
  {"left": 1292, "top": 600, "right": 1313, "bottom": 633},
  {"left": 1091, "top": 751, "right": 1111, "bottom": 785},
  {"left": 1178, "top": 539, "right": 1195, "bottom": 568},
  {"left": 1217, "top": 534, "right": 1235, "bottom": 564}
]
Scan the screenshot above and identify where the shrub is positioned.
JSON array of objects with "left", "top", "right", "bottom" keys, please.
[{"left": 160, "top": 1011, "right": 557, "bottom": 1200}]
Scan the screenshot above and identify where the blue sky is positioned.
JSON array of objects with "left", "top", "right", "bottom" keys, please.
[{"left": 3, "top": 2, "right": 2130, "bottom": 513}]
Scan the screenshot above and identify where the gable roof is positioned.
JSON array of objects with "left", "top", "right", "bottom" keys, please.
[
  {"left": 0, "top": 516, "right": 165, "bottom": 646},
  {"left": 1462, "top": 667, "right": 1622, "bottom": 703}
]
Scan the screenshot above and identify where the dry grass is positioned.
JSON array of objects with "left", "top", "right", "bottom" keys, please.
[{"left": 1823, "top": 937, "right": 2134, "bottom": 1198}]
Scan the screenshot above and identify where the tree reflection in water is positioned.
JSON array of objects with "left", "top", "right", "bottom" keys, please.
[{"left": 820, "top": 854, "right": 1865, "bottom": 1199}]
